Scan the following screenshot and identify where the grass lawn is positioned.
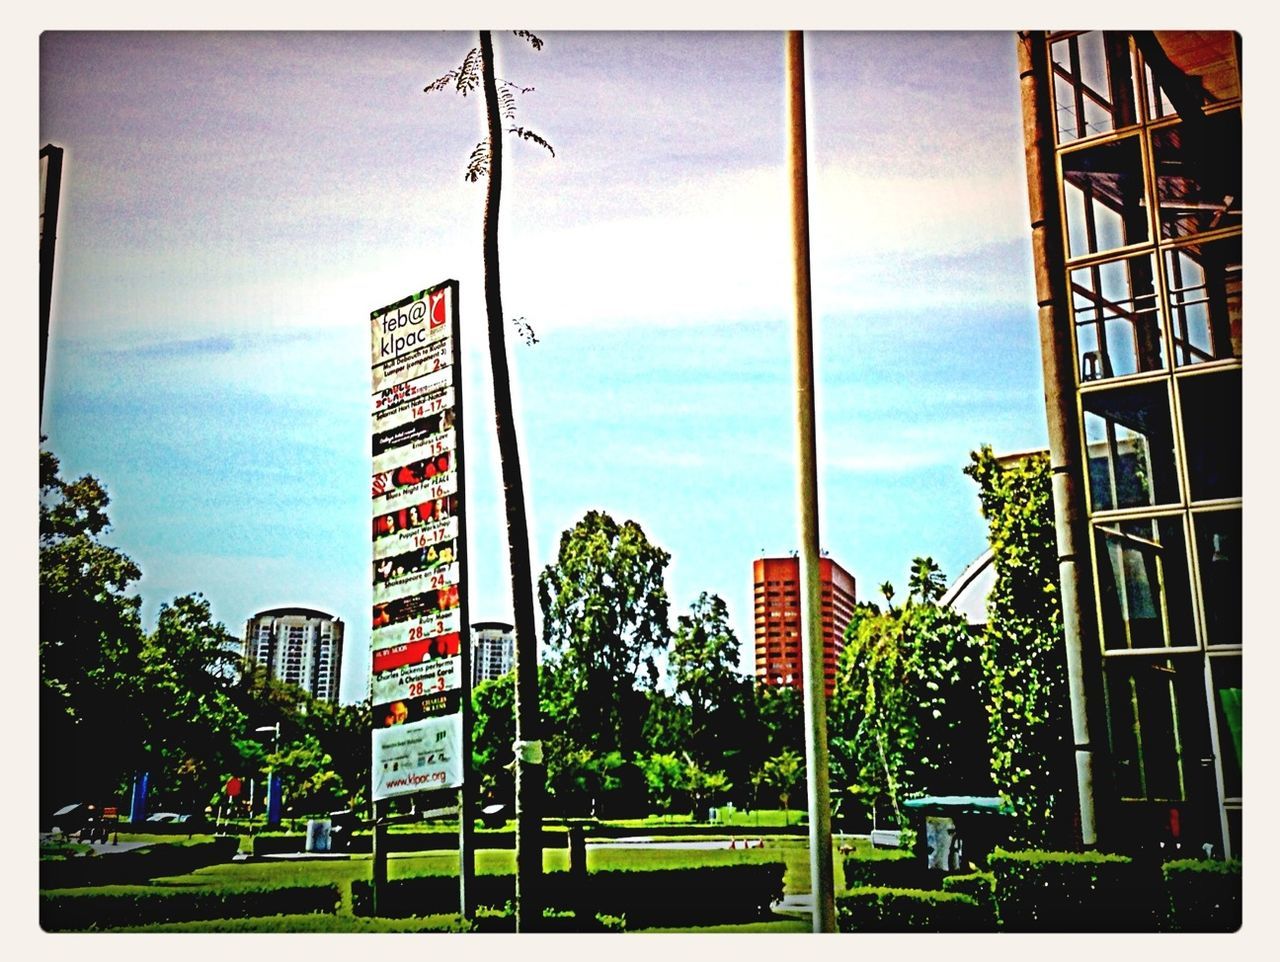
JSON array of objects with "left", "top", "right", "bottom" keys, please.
[
  {"left": 47, "top": 832, "right": 857, "bottom": 932},
  {"left": 109, "top": 913, "right": 470, "bottom": 933}
]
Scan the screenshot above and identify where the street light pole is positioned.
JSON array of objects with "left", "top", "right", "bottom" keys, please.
[{"left": 786, "top": 30, "right": 837, "bottom": 934}]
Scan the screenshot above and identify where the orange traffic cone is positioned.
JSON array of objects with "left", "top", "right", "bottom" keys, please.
[{"left": 730, "top": 837, "right": 736, "bottom": 849}]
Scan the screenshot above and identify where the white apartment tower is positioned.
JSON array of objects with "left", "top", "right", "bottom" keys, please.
[
  {"left": 243, "top": 607, "right": 344, "bottom": 703},
  {"left": 471, "top": 621, "right": 515, "bottom": 686}
]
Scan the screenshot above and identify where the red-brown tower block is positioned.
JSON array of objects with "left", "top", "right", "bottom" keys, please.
[{"left": 753, "top": 556, "right": 856, "bottom": 696}]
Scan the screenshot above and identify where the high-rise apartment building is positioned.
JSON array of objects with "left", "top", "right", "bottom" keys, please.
[
  {"left": 243, "top": 607, "right": 344, "bottom": 703},
  {"left": 1017, "top": 31, "right": 1241, "bottom": 857},
  {"left": 471, "top": 621, "right": 515, "bottom": 685},
  {"left": 753, "top": 556, "right": 856, "bottom": 695}
]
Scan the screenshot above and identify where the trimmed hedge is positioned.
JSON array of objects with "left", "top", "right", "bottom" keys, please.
[
  {"left": 352, "top": 863, "right": 785, "bottom": 929},
  {"left": 468, "top": 905, "right": 627, "bottom": 933},
  {"left": 41, "top": 882, "right": 342, "bottom": 932},
  {"left": 40, "top": 837, "right": 240, "bottom": 890},
  {"left": 942, "top": 871, "right": 996, "bottom": 927},
  {"left": 252, "top": 828, "right": 567, "bottom": 856},
  {"left": 989, "top": 849, "right": 1161, "bottom": 932},
  {"left": 842, "top": 848, "right": 940, "bottom": 891},
  {"left": 352, "top": 872, "right": 525, "bottom": 917},
  {"left": 1162, "top": 859, "right": 1241, "bottom": 932},
  {"left": 836, "top": 887, "right": 989, "bottom": 932}
]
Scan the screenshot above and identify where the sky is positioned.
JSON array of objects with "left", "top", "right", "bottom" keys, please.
[{"left": 38, "top": 29, "right": 1050, "bottom": 704}]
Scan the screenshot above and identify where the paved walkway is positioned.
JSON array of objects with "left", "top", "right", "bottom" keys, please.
[{"left": 772, "top": 893, "right": 815, "bottom": 918}]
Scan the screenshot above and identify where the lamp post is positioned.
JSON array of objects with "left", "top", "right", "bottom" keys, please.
[{"left": 255, "top": 723, "right": 282, "bottom": 830}]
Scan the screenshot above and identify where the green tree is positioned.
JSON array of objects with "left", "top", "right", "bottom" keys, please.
[
  {"left": 759, "top": 748, "right": 805, "bottom": 825},
  {"left": 139, "top": 594, "right": 247, "bottom": 811},
  {"left": 965, "top": 446, "right": 1073, "bottom": 845},
  {"left": 750, "top": 682, "right": 804, "bottom": 769},
  {"left": 639, "top": 752, "right": 687, "bottom": 819},
  {"left": 684, "top": 756, "right": 733, "bottom": 818},
  {"left": 668, "top": 592, "right": 749, "bottom": 769},
  {"left": 829, "top": 600, "right": 990, "bottom": 833},
  {"left": 266, "top": 733, "right": 346, "bottom": 817},
  {"left": 879, "top": 581, "right": 896, "bottom": 610},
  {"left": 39, "top": 447, "right": 147, "bottom": 806},
  {"left": 907, "top": 556, "right": 947, "bottom": 605},
  {"left": 300, "top": 696, "right": 370, "bottom": 814},
  {"left": 538, "top": 510, "right": 672, "bottom": 756},
  {"left": 472, "top": 672, "right": 516, "bottom": 805}
]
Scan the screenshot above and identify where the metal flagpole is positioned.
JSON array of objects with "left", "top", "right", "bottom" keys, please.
[{"left": 786, "top": 29, "right": 837, "bottom": 934}]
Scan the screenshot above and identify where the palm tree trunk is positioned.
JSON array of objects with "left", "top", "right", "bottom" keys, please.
[{"left": 479, "top": 29, "right": 542, "bottom": 933}]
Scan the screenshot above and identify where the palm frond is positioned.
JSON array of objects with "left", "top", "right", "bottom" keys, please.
[
  {"left": 466, "top": 140, "right": 490, "bottom": 182},
  {"left": 509, "top": 126, "right": 555, "bottom": 157}
]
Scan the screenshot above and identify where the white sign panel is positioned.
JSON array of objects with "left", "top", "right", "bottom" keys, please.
[
  {"left": 372, "top": 714, "right": 463, "bottom": 800},
  {"left": 369, "top": 281, "right": 468, "bottom": 802},
  {"left": 371, "top": 656, "right": 462, "bottom": 705}
]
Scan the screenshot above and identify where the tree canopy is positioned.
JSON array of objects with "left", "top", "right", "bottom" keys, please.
[{"left": 538, "top": 510, "right": 671, "bottom": 755}]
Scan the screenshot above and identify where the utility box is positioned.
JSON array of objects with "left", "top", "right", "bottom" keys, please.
[
  {"left": 902, "top": 796, "right": 1010, "bottom": 871},
  {"left": 305, "top": 818, "right": 332, "bottom": 853}
]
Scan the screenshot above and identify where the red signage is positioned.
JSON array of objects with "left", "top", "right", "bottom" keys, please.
[{"left": 226, "top": 776, "right": 242, "bottom": 798}]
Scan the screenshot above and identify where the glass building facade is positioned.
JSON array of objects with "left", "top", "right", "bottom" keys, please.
[{"left": 1023, "top": 31, "right": 1241, "bottom": 858}]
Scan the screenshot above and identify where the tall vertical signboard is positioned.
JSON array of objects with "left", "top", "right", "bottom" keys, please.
[{"left": 369, "top": 281, "right": 469, "bottom": 803}]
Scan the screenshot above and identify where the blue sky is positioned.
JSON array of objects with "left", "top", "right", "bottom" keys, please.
[{"left": 39, "top": 30, "right": 1049, "bottom": 703}]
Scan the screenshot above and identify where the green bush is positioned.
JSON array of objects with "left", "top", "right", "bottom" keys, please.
[
  {"left": 39, "top": 837, "right": 240, "bottom": 890},
  {"left": 1162, "top": 859, "right": 1241, "bottom": 932},
  {"left": 941, "top": 871, "right": 996, "bottom": 927},
  {"left": 584, "top": 864, "right": 784, "bottom": 928},
  {"left": 989, "top": 849, "right": 1160, "bottom": 932},
  {"left": 41, "top": 882, "right": 341, "bottom": 932},
  {"left": 353, "top": 863, "right": 784, "bottom": 928},
  {"left": 836, "top": 887, "right": 988, "bottom": 932},
  {"left": 842, "top": 848, "right": 939, "bottom": 891},
  {"left": 468, "top": 904, "right": 627, "bottom": 933},
  {"left": 352, "top": 872, "right": 528, "bottom": 917}
]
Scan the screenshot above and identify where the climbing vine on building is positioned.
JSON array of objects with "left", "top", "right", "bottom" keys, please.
[{"left": 964, "top": 446, "right": 1074, "bottom": 846}]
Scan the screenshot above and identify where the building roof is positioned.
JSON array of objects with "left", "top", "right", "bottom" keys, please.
[
  {"left": 939, "top": 548, "right": 995, "bottom": 626},
  {"left": 250, "top": 606, "right": 338, "bottom": 621}
]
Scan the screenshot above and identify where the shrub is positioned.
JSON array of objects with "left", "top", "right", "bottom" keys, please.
[
  {"left": 41, "top": 882, "right": 341, "bottom": 932},
  {"left": 989, "top": 849, "right": 1160, "bottom": 932},
  {"left": 352, "top": 873, "right": 530, "bottom": 917},
  {"left": 842, "top": 848, "right": 939, "bottom": 890},
  {"left": 941, "top": 871, "right": 996, "bottom": 928},
  {"left": 1162, "top": 859, "right": 1241, "bottom": 932},
  {"left": 582, "top": 864, "right": 783, "bottom": 928},
  {"left": 836, "top": 887, "right": 988, "bottom": 932},
  {"left": 39, "top": 837, "right": 240, "bottom": 890},
  {"left": 353, "top": 863, "right": 784, "bottom": 928},
  {"left": 468, "top": 904, "right": 627, "bottom": 933}
]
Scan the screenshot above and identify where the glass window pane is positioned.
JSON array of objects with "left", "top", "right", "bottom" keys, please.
[
  {"left": 1210, "top": 656, "right": 1242, "bottom": 799},
  {"left": 1051, "top": 32, "right": 1140, "bottom": 143},
  {"left": 1105, "top": 658, "right": 1187, "bottom": 801},
  {"left": 1178, "top": 369, "right": 1242, "bottom": 501},
  {"left": 1083, "top": 383, "right": 1180, "bottom": 511},
  {"left": 1073, "top": 253, "right": 1165, "bottom": 381},
  {"left": 1095, "top": 516, "right": 1196, "bottom": 650},
  {"left": 1165, "top": 236, "right": 1242, "bottom": 366},
  {"left": 1142, "top": 31, "right": 1241, "bottom": 120},
  {"left": 1152, "top": 111, "right": 1242, "bottom": 240},
  {"left": 1062, "top": 137, "right": 1149, "bottom": 258},
  {"left": 1194, "top": 510, "right": 1241, "bottom": 647}
]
